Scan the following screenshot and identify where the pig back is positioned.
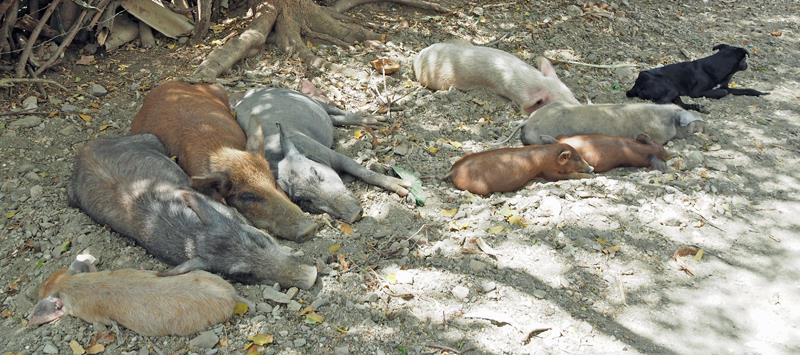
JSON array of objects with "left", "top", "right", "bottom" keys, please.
[
  {"left": 234, "top": 88, "right": 335, "bottom": 162},
  {"left": 60, "top": 269, "right": 236, "bottom": 336},
  {"left": 130, "top": 80, "right": 245, "bottom": 177}
]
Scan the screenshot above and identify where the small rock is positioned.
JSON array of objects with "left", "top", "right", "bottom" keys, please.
[
  {"left": 472, "top": 6, "right": 484, "bottom": 16},
  {"left": 293, "top": 338, "right": 307, "bottom": 347},
  {"left": 25, "top": 171, "right": 41, "bottom": 181},
  {"left": 263, "top": 287, "right": 290, "bottom": 303},
  {"left": 43, "top": 343, "right": 58, "bottom": 354},
  {"left": 9, "top": 116, "right": 42, "bottom": 129},
  {"left": 706, "top": 160, "right": 728, "bottom": 172},
  {"left": 287, "top": 300, "right": 302, "bottom": 312},
  {"left": 365, "top": 293, "right": 380, "bottom": 303},
  {"left": 256, "top": 302, "right": 273, "bottom": 313},
  {"left": 189, "top": 331, "right": 219, "bottom": 349},
  {"left": 539, "top": 196, "right": 562, "bottom": 217},
  {"left": 533, "top": 289, "right": 547, "bottom": 299},
  {"left": 452, "top": 285, "right": 470, "bottom": 300},
  {"left": 89, "top": 83, "right": 108, "bottom": 97},
  {"left": 178, "top": 37, "right": 188, "bottom": 44},
  {"left": 393, "top": 143, "right": 410, "bottom": 156},
  {"left": 60, "top": 125, "right": 78, "bottom": 136},
  {"left": 30, "top": 185, "right": 43, "bottom": 200},
  {"left": 566, "top": 5, "right": 583, "bottom": 16},
  {"left": 285, "top": 287, "right": 299, "bottom": 300},
  {"left": 310, "top": 297, "right": 328, "bottom": 310},
  {"left": 480, "top": 280, "right": 497, "bottom": 293},
  {"left": 469, "top": 259, "right": 487, "bottom": 272},
  {"left": 614, "top": 66, "right": 637, "bottom": 82},
  {"left": 684, "top": 151, "right": 704, "bottom": 169},
  {"left": 395, "top": 270, "right": 414, "bottom": 284},
  {"left": 138, "top": 348, "right": 150, "bottom": 355},
  {"left": 279, "top": 330, "right": 289, "bottom": 337},
  {"left": 334, "top": 345, "right": 350, "bottom": 355},
  {"left": 61, "top": 103, "right": 79, "bottom": 112},
  {"left": 22, "top": 96, "right": 38, "bottom": 110}
]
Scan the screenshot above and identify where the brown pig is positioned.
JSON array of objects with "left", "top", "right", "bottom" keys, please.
[
  {"left": 130, "top": 80, "right": 317, "bottom": 242},
  {"left": 447, "top": 143, "right": 594, "bottom": 196},
  {"left": 29, "top": 258, "right": 240, "bottom": 336},
  {"left": 541, "top": 134, "right": 670, "bottom": 173}
]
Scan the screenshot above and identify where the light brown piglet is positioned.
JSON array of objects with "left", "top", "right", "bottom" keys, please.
[
  {"left": 448, "top": 143, "right": 594, "bottom": 196},
  {"left": 29, "top": 261, "right": 239, "bottom": 336},
  {"left": 130, "top": 80, "right": 317, "bottom": 242},
  {"left": 543, "top": 134, "right": 670, "bottom": 173}
]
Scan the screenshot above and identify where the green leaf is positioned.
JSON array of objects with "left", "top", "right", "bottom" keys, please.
[
  {"left": 392, "top": 165, "right": 426, "bottom": 206},
  {"left": 60, "top": 240, "right": 72, "bottom": 253}
]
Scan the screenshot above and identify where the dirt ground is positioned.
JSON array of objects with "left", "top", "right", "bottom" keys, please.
[{"left": 1, "top": 0, "right": 799, "bottom": 354}]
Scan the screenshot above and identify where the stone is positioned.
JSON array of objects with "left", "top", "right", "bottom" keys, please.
[
  {"left": 89, "top": 83, "right": 108, "bottom": 97},
  {"left": 43, "top": 343, "right": 58, "bottom": 354},
  {"left": 334, "top": 345, "right": 350, "bottom": 355},
  {"left": 472, "top": 6, "right": 484, "bottom": 16},
  {"left": 189, "top": 331, "right": 219, "bottom": 349},
  {"left": 310, "top": 297, "right": 328, "bottom": 310},
  {"left": 287, "top": 300, "right": 302, "bottom": 312},
  {"left": 60, "top": 125, "right": 78, "bottom": 136},
  {"left": 469, "top": 259, "right": 487, "bottom": 272},
  {"left": 22, "top": 96, "right": 38, "bottom": 110},
  {"left": 178, "top": 37, "right": 188, "bottom": 44},
  {"left": 9, "top": 116, "right": 42, "bottom": 129},
  {"left": 61, "top": 104, "right": 79, "bottom": 112},
  {"left": 393, "top": 143, "right": 410, "bottom": 156},
  {"left": 293, "top": 338, "right": 307, "bottom": 347},
  {"left": 480, "top": 280, "right": 497, "bottom": 293},
  {"left": 684, "top": 151, "right": 704, "bottom": 169},
  {"left": 452, "top": 285, "right": 470, "bottom": 300},
  {"left": 706, "top": 159, "right": 728, "bottom": 172},
  {"left": 566, "top": 5, "right": 583, "bottom": 16},
  {"left": 256, "top": 302, "right": 273, "bottom": 313},
  {"left": 285, "top": 287, "right": 299, "bottom": 300},
  {"left": 30, "top": 185, "right": 43, "bottom": 200},
  {"left": 263, "top": 287, "right": 290, "bottom": 303},
  {"left": 533, "top": 289, "right": 547, "bottom": 299},
  {"left": 539, "top": 196, "right": 562, "bottom": 217}
]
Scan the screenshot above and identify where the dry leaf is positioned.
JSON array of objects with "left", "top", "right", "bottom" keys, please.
[
  {"left": 233, "top": 302, "right": 249, "bottom": 316},
  {"left": 336, "top": 326, "right": 349, "bottom": 334},
  {"left": 337, "top": 254, "right": 350, "bottom": 272},
  {"left": 370, "top": 58, "right": 400, "bottom": 75},
  {"left": 249, "top": 334, "right": 273, "bottom": 346},
  {"left": 487, "top": 225, "right": 505, "bottom": 235},
  {"left": 602, "top": 245, "right": 621, "bottom": 255},
  {"left": 328, "top": 243, "right": 341, "bottom": 254},
  {"left": 339, "top": 223, "right": 353, "bottom": 235},
  {"left": 385, "top": 272, "right": 397, "bottom": 284},
  {"left": 85, "top": 344, "right": 104, "bottom": 354},
  {"left": 474, "top": 236, "right": 498, "bottom": 258},
  {"left": 99, "top": 124, "right": 112, "bottom": 131},
  {"left": 507, "top": 215, "right": 527, "bottom": 227},
  {"left": 304, "top": 312, "right": 324, "bottom": 324},
  {"left": 299, "top": 306, "right": 315, "bottom": 315},
  {"left": 447, "top": 140, "right": 463, "bottom": 149},
  {"left": 672, "top": 245, "right": 702, "bottom": 260},
  {"left": 5, "top": 210, "right": 16, "bottom": 219},
  {"left": 770, "top": 31, "right": 782, "bottom": 37},
  {"left": 693, "top": 248, "right": 704, "bottom": 261},
  {"left": 70, "top": 340, "right": 86, "bottom": 355},
  {"left": 425, "top": 146, "right": 439, "bottom": 155},
  {"left": 354, "top": 129, "right": 364, "bottom": 139},
  {"left": 76, "top": 55, "right": 95, "bottom": 66},
  {"left": 79, "top": 114, "right": 92, "bottom": 123},
  {"left": 441, "top": 208, "right": 458, "bottom": 217}
]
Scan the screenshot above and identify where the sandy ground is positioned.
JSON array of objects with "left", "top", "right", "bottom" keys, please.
[{"left": 1, "top": 1, "right": 799, "bottom": 354}]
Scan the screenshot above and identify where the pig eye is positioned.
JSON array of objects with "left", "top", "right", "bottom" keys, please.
[{"left": 237, "top": 192, "right": 262, "bottom": 203}]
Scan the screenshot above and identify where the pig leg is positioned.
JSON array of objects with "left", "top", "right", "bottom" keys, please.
[
  {"left": 157, "top": 257, "right": 207, "bottom": 277},
  {"left": 564, "top": 172, "right": 593, "bottom": 180},
  {"left": 671, "top": 96, "right": 708, "bottom": 114},
  {"left": 649, "top": 155, "right": 668, "bottom": 172},
  {"left": 692, "top": 88, "right": 730, "bottom": 99},
  {"left": 721, "top": 87, "right": 769, "bottom": 96}
]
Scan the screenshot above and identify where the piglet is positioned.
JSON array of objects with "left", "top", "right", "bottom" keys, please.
[
  {"left": 413, "top": 41, "right": 579, "bottom": 113},
  {"left": 29, "top": 256, "right": 240, "bottom": 336},
  {"left": 67, "top": 134, "right": 318, "bottom": 289},
  {"left": 447, "top": 143, "right": 594, "bottom": 196},
  {"left": 541, "top": 134, "right": 670, "bottom": 173},
  {"left": 130, "top": 80, "right": 317, "bottom": 242}
]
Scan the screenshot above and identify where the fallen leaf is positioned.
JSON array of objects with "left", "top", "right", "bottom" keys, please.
[
  {"left": 48, "top": 111, "right": 59, "bottom": 117},
  {"left": 354, "top": 129, "right": 364, "bottom": 139},
  {"left": 85, "top": 344, "right": 104, "bottom": 354},
  {"left": 487, "top": 225, "right": 505, "bottom": 235},
  {"left": 211, "top": 39, "right": 224, "bottom": 46},
  {"left": 602, "top": 245, "right": 621, "bottom": 255},
  {"left": 770, "top": 31, "right": 782, "bottom": 37},
  {"left": 60, "top": 240, "right": 72, "bottom": 253},
  {"left": 304, "top": 312, "right": 324, "bottom": 324},
  {"left": 441, "top": 208, "right": 458, "bottom": 217},
  {"left": 370, "top": 58, "right": 400, "bottom": 75},
  {"left": 70, "top": 340, "right": 86, "bottom": 355},
  {"left": 167, "top": 43, "right": 176, "bottom": 49},
  {"left": 425, "top": 146, "right": 439, "bottom": 155},
  {"left": 0, "top": 308, "right": 13, "bottom": 318},
  {"left": 328, "top": 243, "right": 342, "bottom": 254},
  {"left": 339, "top": 223, "right": 353, "bottom": 235},
  {"left": 335, "top": 326, "right": 349, "bottom": 334},
  {"left": 693, "top": 248, "right": 704, "bottom": 261},
  {"left": 210, "top": 24, "right": 226, "bottom": 33},
  {"left": 447, "top": 140, "right": 463, "bottom": 149},
  {"left": 507, "top": 215, "right": 527, "bottom": 227},
  {"left": 99, "top": 124, "right": 112, "bottom": 131},
  {"left": 595, "top": 237, "right": 608, "bottom": 246},
  {"left": 672, "top": 245, "right": 702, "bottom": 260},
  {"left": 299, "top": 306, "right": 315, "bottom": 315},
  {"left": 76, "top": 55, "right": 95, "bottom": 66},
  {"left": 79, "top": 113, "right": 92, "bottom": 123},
  {"left": 249, "top": 334, "right": 273, "bottom": 346},
  {"left": 233, "top": 302, "right": 249, "bottom": 316},
  {"left": 497, "top": 207, "right": 514, "bottom": 217},
  {"left": 385, "top": 272, "right": 397, "bottom": 284},
  {"left": 5, "top": 210, "right": 16, "bottom": 219},
  {"left": 337, "top": 253, "right": 350, "bottom": 272},
  {"left": 391, "top": 165, "right": 426, "bottom": 206}
]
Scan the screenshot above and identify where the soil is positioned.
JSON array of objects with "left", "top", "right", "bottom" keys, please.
[{"left": 1, "top": 1, "right": 799, "bottom": 354}]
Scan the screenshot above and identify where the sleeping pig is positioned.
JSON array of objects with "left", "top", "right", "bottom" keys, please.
[
  {"left": 29, "top": 256, "right": 241, "bottom": 336},
  {"left": 67, "top": 134, "right": 318, "bottom": 289},
  {"left": 447, "top": 143, "right": 594, "bottom": 196},
  {"left": 130, "top": 80, "right": 317, "bottom": 242},
  {"left": 520, "top": 102, "right": 704, "bottom": 145},
  {"left": 541, "top": 134, "right": 670, "bottom": 173},
  {"left": 413, "top": 41, "right": 580, "bottom": 113}
]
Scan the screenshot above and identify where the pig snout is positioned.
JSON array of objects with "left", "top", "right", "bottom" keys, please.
[
  {"left": 257, "top": 251, "right": 318, "bottom": 290},
  {"left": 334, "top": 195, "right": 363, "bottom": 224}
]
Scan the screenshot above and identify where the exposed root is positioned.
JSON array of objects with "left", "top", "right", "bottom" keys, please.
[
  {"left": 544, "top": 56, "right": 639, "bottom": 69},
  {"left": 15, "top": 0, "right": 61, "bottom": 77},
  {"left": 333, "top": 0, "right": 451, "bottom": 13},
  {"left": 0, "top": 78, "right": 69, "bottom": 91}
]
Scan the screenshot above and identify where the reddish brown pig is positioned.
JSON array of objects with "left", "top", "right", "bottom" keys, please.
[
  {"left": 447, "top": 143, "right": 594, "bottom": 196},
  {"left": 542, "top": 134, "right": 670, "bottom": 173},
  {"left": 29, "top": 258, "right": 240, "bottom": 336},
  {"left": 130, "top": 80, "right": 317, "bottom": 241}
]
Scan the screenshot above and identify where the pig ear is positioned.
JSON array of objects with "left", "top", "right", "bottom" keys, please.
[
  {"left": 276, "top": 123, "right": 300, "bottom": 158},
  {"left": 635, "top": 133, "right": 654, "bottom": 144},
  {"left": 540, "top": 135, "right": 558, "bottom": 144},
  {"left": 191, "top": 172, "right": 232, "bottom": 200},
  {"left": 180, "top": 190, "right": 219, "bottom": 225},
  {"left": 538, "top": 57, "right": 560, "bottom": 79},
  {"left": 28, "top": 296, "right": 64, "bottom": 328},
  {"left": 712, "top": 44, "right": 728, "bottom": 51},
  {"left": 246, "top": 121, "right": 266, "bottom": 155},
  {"left": 558, "top": 150, "right": 572, "bottom": 164}
]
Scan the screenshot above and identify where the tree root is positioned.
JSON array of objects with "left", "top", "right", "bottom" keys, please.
[
  {"left": 0, "top": 78, "right": 69, "bottom": 91},
  {"left": 15, "top": 0, "right": 61, "bottom": 77},
  {"left": 332, "top": 0, "right": 451, "bottom": 13}
]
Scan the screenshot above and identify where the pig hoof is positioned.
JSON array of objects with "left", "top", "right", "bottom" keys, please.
[{"left": 295, "top": 264, "right": 318, "bottom": 290}]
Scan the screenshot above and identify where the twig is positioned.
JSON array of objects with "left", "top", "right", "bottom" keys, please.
[
  {"left": 768, "top": 234, "right": 781, "bottom": 243},
  {"left": 689, "top": 209, "right": 725, "bottom": 232},
  {"left": 0, "top": 78, "right": 68, "bottom": 91},
  {"left": 425, "top": 343, "right": 460, "bottom": 354},
  {"left": 0, "top": 110, "right": 49, "bottom": 117},
  {"left": 15, "top": 0, "right": 62, "bottom": 77},
  {"left": 472, "top": 32, "right": 512, "bottom": 47},
  {"left": 544, "top": 56, "right": 638, "bottom": 69}
]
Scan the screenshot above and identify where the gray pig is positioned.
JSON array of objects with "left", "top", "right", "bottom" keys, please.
[
  {"left": 234, "top": 88, "right": 410, "bottom": 223},
  {"left": 413, "top": 41, "right": 580, "bottom": 113},
  {"left": 67, "top": 134, "right": 318, "bottom": 289},
  {"left": 520, "top": 102, "right": 704, "bottom": 145}
]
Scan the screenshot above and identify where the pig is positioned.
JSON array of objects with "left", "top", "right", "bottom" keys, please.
[
  {"left": 67, "top": 134, "right": 318, "bottom": 289},
  {"left": 519, "top": 102, "right": 704, "bottom": 145},
  {"left": 130, "top": 80, "right": 316, "bottom": 242},
  {"left": 234, "top": 88, "right": 410, "bottom": 223},
  {"left": 413, "top": 41, "right": 580, "bottom": 113},
  {"left": 446, "top": 143, "right": 594, "bottom": 196},
  {"left": 540, "top": 134, "right": 670, "bottom": 173},
  {"left": 29, "top": 256, "right": 240, "bottom": 336}
]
